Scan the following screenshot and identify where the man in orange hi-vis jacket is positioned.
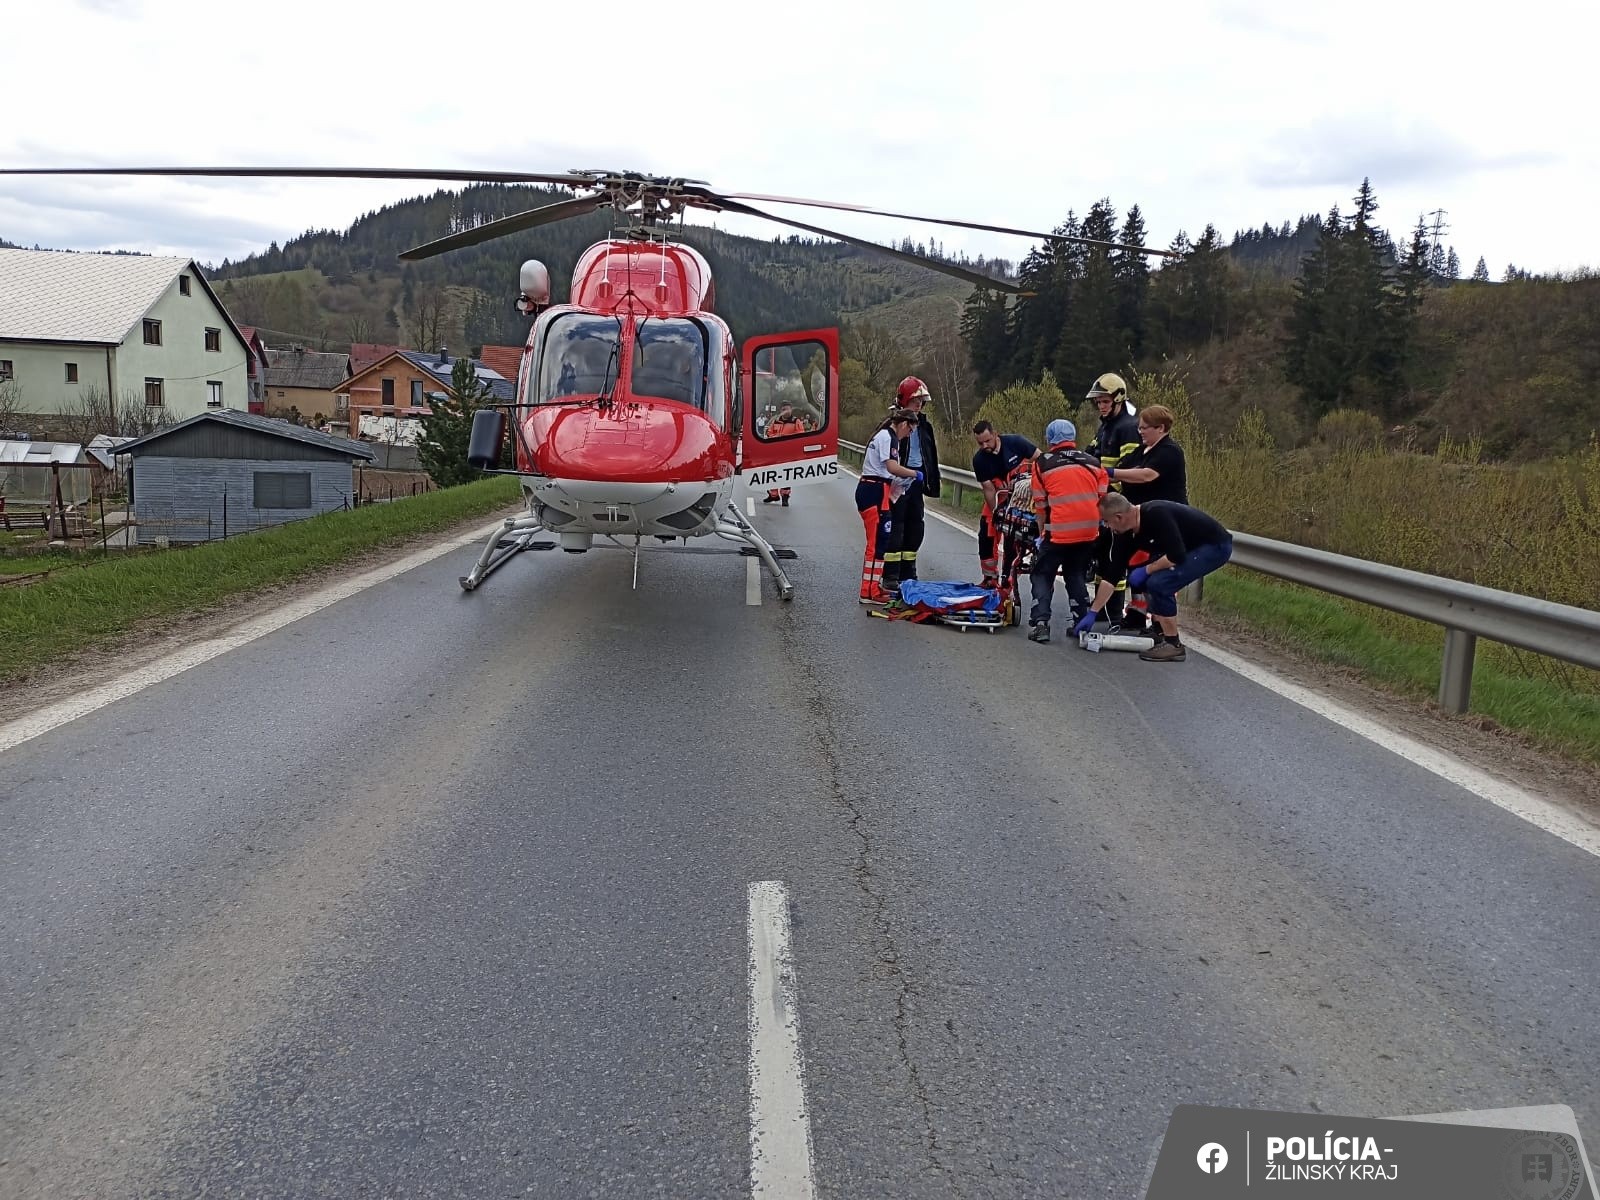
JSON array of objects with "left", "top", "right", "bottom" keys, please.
[{"left": 1026, "top": 418, "right": 1108, "bottom": 643}]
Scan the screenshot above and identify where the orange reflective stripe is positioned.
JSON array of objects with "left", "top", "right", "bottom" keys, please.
[{"left": 1045, "top": 519, "right": 1101, "bottom": 534}]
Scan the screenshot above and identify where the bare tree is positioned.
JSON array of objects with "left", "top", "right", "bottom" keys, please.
[
  {"left": 115, "top": 390, "right": 178, "bottom": 438},
  {"left": 0, "top": 378, "right": 24, "bottom": 434},
  {"left": 56, "top": 384, "right": 117, "bottom": 444},
  {"left": 406, "top": 286, "right": 451, "bottom": 352},
  {"left": 921, "top": 317, "right": 977, "bottom": 431},
  {"left": 59, "top": 385, "right": 177, "bottom": 441},
  {"left": 344, "top": 313, "right": 376, "bottom": 344}
]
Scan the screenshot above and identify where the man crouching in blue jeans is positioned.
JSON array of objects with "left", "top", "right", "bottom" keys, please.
[{"left": 1086, "top": 492, "right": 1233, "bottom": 662}]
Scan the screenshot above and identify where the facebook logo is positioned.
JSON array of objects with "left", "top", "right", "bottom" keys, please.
[{"left": 1196, "top": 1143, "right": 1229, "bottom": 1174}]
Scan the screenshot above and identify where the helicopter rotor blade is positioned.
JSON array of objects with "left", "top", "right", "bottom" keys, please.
[
  {"left": 0, "top": 165, "right": 597, "bottom": 188},
  {"left": 718, "top": 190, "right": 1182, "bottom": 259},
  {"left": 399, "top": 194, "right": 607, "bottom": 261},
  {"left": 701, "top": 197, "right": 1025, "bottom": 294}
]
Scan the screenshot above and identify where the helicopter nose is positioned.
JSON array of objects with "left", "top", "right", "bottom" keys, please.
[{"left": 531, "top": 404, "right": 730, "bottom": 483}]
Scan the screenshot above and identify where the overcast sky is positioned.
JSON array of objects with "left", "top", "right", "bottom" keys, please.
[{"left": 2, "top": 0, "right": 1594, "bottom": 282}]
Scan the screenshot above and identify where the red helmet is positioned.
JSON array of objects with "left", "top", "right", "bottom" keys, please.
[{"left": 894, "top": 376, "right": 931, "bottom": 406}]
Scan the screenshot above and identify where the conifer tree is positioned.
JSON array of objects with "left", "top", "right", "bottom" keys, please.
[
  {"left": 1055, "top": 199, "right": 1122, "bottom": 388},
  {"left": 1112, "top": 205, "right": 1150, "bottom": 358},
  {"left": 1444, "top": 247, "right": 1460, "bottom": 280},
  {"left": 960, "top": 288, "right": 1011, "bottom": 393},
  {"left": 1471, "top": 256, "right": 1490, "bottom": 282},
  {"left": 418, "top": 356, "right": 499, "bottom": 487}
]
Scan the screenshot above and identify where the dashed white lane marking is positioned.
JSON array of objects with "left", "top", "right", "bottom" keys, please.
[
  {"left": 747, "top": 881, "right": 816, "bottom": 1200},
  {"left": 0, "top": 519, "right": 505, "bottom": 756},
  {"left": 747, "top": 556, "right": 763, "bottom": 606},
  {"left": 747, "top": 497, "right": 756, "bottom": 517},
  {"left": 839, "top": 463, "right": 1600, "bottom": 859}
]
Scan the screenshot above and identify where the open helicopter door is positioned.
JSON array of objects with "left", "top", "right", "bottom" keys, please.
[{"left": 739, "top": 328, "right": 840, "bottom": 489}]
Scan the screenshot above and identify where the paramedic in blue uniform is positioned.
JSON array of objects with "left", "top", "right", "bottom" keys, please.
[
  {"left": 1082, "top": 493, "right": 1233, "bottom": 661},
  {"left": 857, "top": 408, "right": 923, "bottom": 605},
  {"left": 889, "top": 377, "right": 941, "bottom": 587},
  {"left": 970, "top": 421, "right": 1036, "bottom": 588}
]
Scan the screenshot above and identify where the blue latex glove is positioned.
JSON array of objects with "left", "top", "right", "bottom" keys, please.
[
  {"left": 1072, "top": 611, "right": 1097, "bottom": 636},
  {"left": 913, "top": 470, "right": 924, "bottom": 483},
  {"left": 1034, "top": 535, "right": 1044, "bottom": 552},
  {"left": 1127, "top": 565, "right": 1149, "bottom": 590}
]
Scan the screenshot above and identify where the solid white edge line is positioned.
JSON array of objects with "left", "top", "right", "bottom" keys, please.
[
  {"left": 748, "top": 880, "right": 816, "bottom": 1200},
  {"left": 1185, "top": 636, "right": 1600, "bottom": 859},
  {"left": 747, "top": 555, "right": 763, "bottom": 606},
  {"left": 0, "top": 519, "right": 505, "bottom": 756},
  {"left": 837, "top": 463, "right": 1600, "bottom": 859}
]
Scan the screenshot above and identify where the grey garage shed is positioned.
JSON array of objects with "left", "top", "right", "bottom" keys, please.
[{"left": 117, "top": 410, "right": 376, "bottom": 544}]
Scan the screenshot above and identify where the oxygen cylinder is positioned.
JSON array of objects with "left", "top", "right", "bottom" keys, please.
[{"left": 1080, "top": 630, "right": 1157, "bottom": 653}]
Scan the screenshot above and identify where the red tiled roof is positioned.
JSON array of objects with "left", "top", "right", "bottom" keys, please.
[
  {"left": 350, "top": 342, "right": 403, "bottom": 375},
  {"left": 478, "top": 345, "right": 524, "bottom": 384}
]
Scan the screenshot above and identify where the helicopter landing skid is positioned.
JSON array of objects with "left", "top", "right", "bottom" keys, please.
[
  {"left": 714, "top": 503, "right": 794, "bottom": 601},
  {"left": 460, "top": 515, "right": 546, "bottom": 592}
]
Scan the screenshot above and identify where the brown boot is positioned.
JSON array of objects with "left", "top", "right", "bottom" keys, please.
[{"left": 1139, "top": 640, "right": 1187, "bottom": 662}]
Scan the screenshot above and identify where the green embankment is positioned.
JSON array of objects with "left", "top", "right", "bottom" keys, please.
[{"left": 0, "top": 477, "right": 520, "bottom": 686}]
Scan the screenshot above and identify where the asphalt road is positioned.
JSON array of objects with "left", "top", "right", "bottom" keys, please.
[{"left": 1, "top": 477, "right": 1596, "bottom": 1199}]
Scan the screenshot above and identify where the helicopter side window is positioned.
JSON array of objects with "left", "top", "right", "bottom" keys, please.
[
  {"left": 631, "top": 318, "right": 707, "bottom": 409},
  {"left": 753, "top": 340, "right": 829, "bottom": 442},
  {"left": 535, "top": 314, "right": 622, "bottom": 402}
]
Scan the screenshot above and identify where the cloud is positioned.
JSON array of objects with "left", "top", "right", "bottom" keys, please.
[
  {"left": 1212, "top": 1, "right": 1327, "bottom": 46},
  {"left": 1249, "top": 115, "right": 1558, "bottom": 190}
]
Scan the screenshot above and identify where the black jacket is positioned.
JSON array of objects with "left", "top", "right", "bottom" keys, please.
[
  {"left": 898, "top": 415, "right": 941, "bottom": 497},
  {"left": 1088, "top": 406, "right": 1141, "bottom": 470}
]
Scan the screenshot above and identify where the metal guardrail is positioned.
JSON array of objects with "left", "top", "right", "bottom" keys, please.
[{"left": 839, "top": 439, "right": 1600, "bottom": 714}]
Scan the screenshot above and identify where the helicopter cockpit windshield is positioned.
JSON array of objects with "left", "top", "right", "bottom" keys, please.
[
  {"left": 537, "top": 313, "right": 623, "bottom": 401},
  {"left": 631, "top": 318, "right": 709, "bottom": 411}
]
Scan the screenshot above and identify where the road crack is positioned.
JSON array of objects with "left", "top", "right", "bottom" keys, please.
[{"left": 782, "top": 619, "right": 947, "bottom": 1175}]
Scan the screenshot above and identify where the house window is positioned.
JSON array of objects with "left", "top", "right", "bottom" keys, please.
[
  {"left": 276, "top": 390, "right": 285, "bottom": 398},
  {"left": 65, "top": 362, "right": 78, "bottom": 383},
  {"left": 207, "top": 381, "right": 223, "bottom": 407},
  {"left": 179, "top": 275, "right": 191, "bottom": 295},
  {"left": 143, "top": 319, "right": 162, "bottom": 345},
  {"left": 0, "top": 360, "right": 13, "bottom": 381},
  {"left": 253, "top": 470, "right": 313, "bottom": 510},
  {"left": 204, "top": 328, "right": 221, "bottom": 352},
  {"left": 382, "top": 378, "right": 395, "bottom": 405},
  {"left": 410, "top": 379, "right": 423, "bottom": 405},
  {"left": 145, "top": 378, "right": 164, "bottom": 407}
]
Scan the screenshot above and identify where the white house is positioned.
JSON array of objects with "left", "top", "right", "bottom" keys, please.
[{"left": 0, "top": 248, "right": 250, "bottom": 432}]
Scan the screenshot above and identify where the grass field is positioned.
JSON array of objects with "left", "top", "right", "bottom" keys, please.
[{"left": 0, "top": 476, "right": 520, "bottom": 686}]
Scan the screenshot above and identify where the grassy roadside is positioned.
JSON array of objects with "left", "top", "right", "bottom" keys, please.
[
  {"left": 840, "top": 445, "right": 1600, "bottom": 766},
  {"left": 0, "top": 476, "right": 520, "bottom": 686},
  {"left": 1196, "top": 571, "right": 1600, "bottom": 766}
]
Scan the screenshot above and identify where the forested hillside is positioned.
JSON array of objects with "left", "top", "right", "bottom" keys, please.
[
  {"left": 198, "top": 177, "right": 1596, "bottom": 461},
  {"left": 954, "top": 180, "right": 1597, "bottom": 460},
  {"left": 207, "top": 184, "right": 1003, "bottom": 353}
]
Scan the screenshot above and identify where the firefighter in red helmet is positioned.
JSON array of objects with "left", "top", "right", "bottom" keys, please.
[{"left": 883, "top": 376, "right": 941, "bottom": 592}]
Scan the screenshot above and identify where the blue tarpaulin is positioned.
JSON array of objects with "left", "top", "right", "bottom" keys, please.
[{"left": 896, "top": 580, "right": 1002, "bottom": 614}]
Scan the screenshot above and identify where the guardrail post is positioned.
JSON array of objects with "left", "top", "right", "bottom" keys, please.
[{"left": 1438, "top": 628, "right": 1476, "bottom": 714}]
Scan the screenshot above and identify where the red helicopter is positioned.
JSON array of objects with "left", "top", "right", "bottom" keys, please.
[{"left": 0, "top": 166, "right": 1177, "bottom": 598}]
